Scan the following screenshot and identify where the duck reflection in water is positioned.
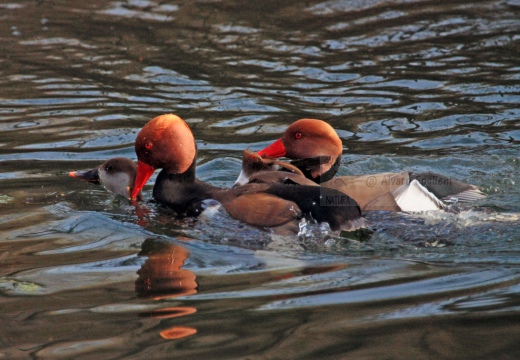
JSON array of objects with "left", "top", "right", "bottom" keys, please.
[{"left": 136, "top": 238, "right": 198, "bottom": 340}]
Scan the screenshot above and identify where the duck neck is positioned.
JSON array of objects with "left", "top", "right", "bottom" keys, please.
[
  {"left": 318, "top": 155, "right": 341, "bottom": 183},
  {"left": 152, "top": 159, "right": 221, "bottom": 214},
  {"left": 168, "top": 158, "right": 197, "bottom": 183},
  {"left": 291, "top": 155, "right": 341, "bottom": 183}
]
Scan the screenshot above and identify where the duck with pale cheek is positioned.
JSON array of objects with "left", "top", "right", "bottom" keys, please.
[
  {"left": 129, "top": 114, "right": 369, "bottom": 233},
  {"left": 69, "top": 157, "right": 143, "bottom": 201},
  {"left": 236, "top": 118, "right": 485, "bottom": 212}
]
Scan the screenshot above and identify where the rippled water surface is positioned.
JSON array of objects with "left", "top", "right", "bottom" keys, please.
[{"left": 1, "top": 0, "right": 520, "bottom": 358}]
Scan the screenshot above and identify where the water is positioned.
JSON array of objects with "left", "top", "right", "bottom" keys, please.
[{"left": 1, "top": 0, "right": 520, "bottom": 358}]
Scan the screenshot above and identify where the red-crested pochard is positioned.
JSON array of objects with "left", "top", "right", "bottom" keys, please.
[
  {"left": 235, "top": 150, "right": 318, "bottom": 187},
  {"left": 239, "top": 118, "right": 485, "bottom": 212},
  {"left": 130, "top": 114, "right": 369, "bottom": 232},
  {"left": 69, "top": 157, "right": 143, "bottom": 200}
]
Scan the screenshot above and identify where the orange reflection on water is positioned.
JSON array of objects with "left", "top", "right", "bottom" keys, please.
[
  {"left": 135, "top": 239, "right": 198, "bottom": 340},
  {"left": 160, "top": 326, "right": 197, "bottom": 340},
  {"left": 143, "top": 306, "right": 197, "bottom": 319},
  {"left": 131, "top": 201, "right": 153, "bottom": 227},
  {"left": 136, "top": 239, "right": 197, "bottom": 300}
]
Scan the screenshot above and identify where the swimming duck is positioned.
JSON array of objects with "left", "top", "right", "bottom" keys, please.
[
  {"left": 237, "top": 118, "right": 485, "bottom": 212},
  {"left": 69, "top": 157, "right": 143, "bottom": 200}
]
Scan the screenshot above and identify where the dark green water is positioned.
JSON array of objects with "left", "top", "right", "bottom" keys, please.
[{"left": 1, "top": 0, "right": 520, "bottom": 358}]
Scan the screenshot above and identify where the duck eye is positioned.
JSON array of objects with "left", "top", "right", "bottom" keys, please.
[
  {"left": 294, "top": 132, "right": 302, "bottom": 139},
  {"left": 144, "top": 142, "right": 153, "bottom": 150},
  {"left": 106, "top": 164, "right": 113, "bottom": 171}
]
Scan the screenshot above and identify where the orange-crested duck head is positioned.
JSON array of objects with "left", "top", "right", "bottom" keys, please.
[
  {"left": 257, "top": 119, "right": 343, "bottom": 181},
  {"left": 131, "top": 114, "right": 197, "bottom": 200}
]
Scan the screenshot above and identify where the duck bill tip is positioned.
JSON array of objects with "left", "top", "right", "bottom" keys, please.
[
  {"left": 257, "top": 138, "right": 286, "bottom": 158},
  {"left": 131, "top": 161, "right": 155, "bottom": 199},
  {"left": 68, "top": 169, "right": 100, "bottom": 183}
]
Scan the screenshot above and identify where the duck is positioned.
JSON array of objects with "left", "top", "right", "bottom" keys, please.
[
  {"left": 234, "top": 149, "right": 318, "bottom": 187},
  {"left": 69, "top": 157, "right": 143, "bottom": 200},
  {"left": 129, "top": 114, "right": 369, "bottom": 233},
  {"left": 236, "top": 118, "right": 486, "bottom": 212}
]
